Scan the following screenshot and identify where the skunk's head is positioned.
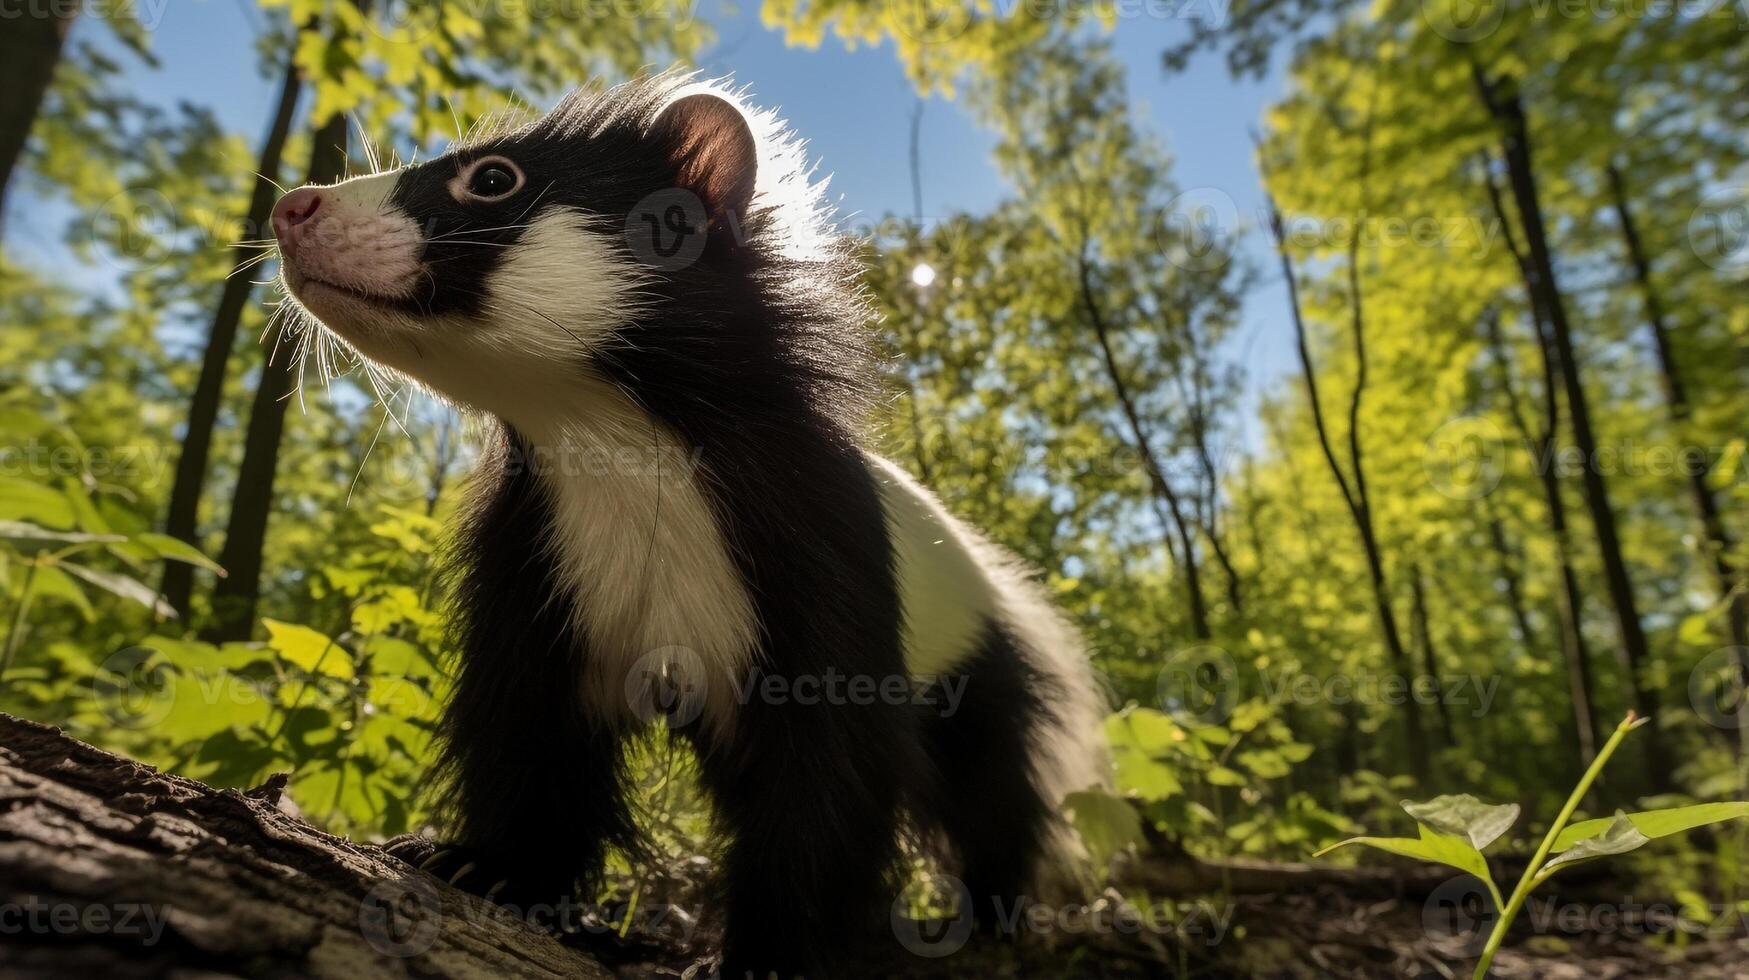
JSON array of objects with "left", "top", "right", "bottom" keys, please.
[{"left": 271, "top": 75, "right": 866, "bottom": 432}]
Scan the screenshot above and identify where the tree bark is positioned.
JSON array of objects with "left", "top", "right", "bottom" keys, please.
[
  {"left": 1409, "top": 562, "right": 1457, "bottom": 750},
  {"left": 1183, "top": 379, "right": 1244, "bottom": 616},
  {"left": 1472, "top": 69, "right": 1671, "bottom": 791},
  {"left": 1483, "top": 505, "right": 1540, "bottom": 655},
  {"left": 160, "top": 61, "right": 304, "bottom": 620},
  {"left": 0, "top": 712, "right": 610, "bottom": 978},
  {"left": 1607, "top": 164, "right": 1748, "bottom": 672},
  {"left": 206, "top": 111, "right": 350, "bottom": 642},
  {"left": 0, "top": 0, "right": 78, "bottom": 232}
]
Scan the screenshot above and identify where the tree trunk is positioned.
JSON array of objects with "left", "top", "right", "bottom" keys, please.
[
  {"left": 1409, "top": 562, "right": 1457, "bottom": 750},
  {"left": 0, "top": 712, "right": 611, "bottom": 978},
  {"left": 1076, "top": 250, "right": 1211, "bottom": 639},
  {"left": 1472, "top": 70, "right": 1671, "bottom": 790},
  {"left": 1265, "top": 199, "right": 1429, "bottom": 784},
  {"left": 1479, "top": 178, "right": 1603, "bottom": 774},
  {"left": 1607, "top": 164, "right": 1749, "bottom": 674},
  {"left": 1186, "top": 401, "right": 1244, "bottom": 616},
  {"left": 1482, "top": 505, "right": 1540, "bottom": 655},
  {"left": 205, "top": 112, "right": 350, "bottom": 642},
  {"left": 161, "top": 61, "right": 304, "bottom": 619},
  {"left": 0, "top": 0, "right": 78, "bottom": 231}
]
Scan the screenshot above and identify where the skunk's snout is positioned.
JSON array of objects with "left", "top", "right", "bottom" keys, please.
[
  {"left": 269, "top": 173, "right": 422, "bottom": 307},
  {"left": 271, "top": 187, "right": 324, "bottom": 258}
]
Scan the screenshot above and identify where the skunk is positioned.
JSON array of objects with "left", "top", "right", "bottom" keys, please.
[{"left": 269, "top": 73, "right": 1107, "bottom": 978}]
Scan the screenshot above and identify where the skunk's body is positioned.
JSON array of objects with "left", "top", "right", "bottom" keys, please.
[{"left": 269, "top": 74, "right": 1106, "bottom": 977}]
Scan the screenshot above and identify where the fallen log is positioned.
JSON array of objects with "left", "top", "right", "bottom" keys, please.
[
  {"left": 0, "top": 711, "right": 1655, "bottom": 980},
  {"left": 0, "top": 712, "right": 609, "bottom": 978}
]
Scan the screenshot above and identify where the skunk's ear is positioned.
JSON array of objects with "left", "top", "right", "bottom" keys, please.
[{"left": 652, "top": 92, "right": 757, "bottom": 228}]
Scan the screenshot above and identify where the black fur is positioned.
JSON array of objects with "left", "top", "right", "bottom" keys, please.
[
  {"left": 385, "top": 76, "right": 1068, "bottom": 978},
  {"left": 921, "top": 622, "right": 1059, "bottom": 929},
  {"left": 424, "top": 430, "right": 641, "bottom": 907}
]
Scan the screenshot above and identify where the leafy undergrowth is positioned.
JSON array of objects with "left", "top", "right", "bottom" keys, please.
[{"left": 586, "top": 874, "right": 1749, "bottom": 979}]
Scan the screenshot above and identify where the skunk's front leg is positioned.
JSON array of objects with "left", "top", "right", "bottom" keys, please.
[
  {"left": 397, "top": 455, "right": 638, "bottom": 917},
  {"left": 405, "top": 614, "right": 636, "bottom": 916}
]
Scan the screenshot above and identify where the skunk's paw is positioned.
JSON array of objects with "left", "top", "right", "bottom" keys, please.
[
  {"left": 380, "top": 835, "right": 576, "bottom": 924},
  {"left": 380, "top": 832, "right": 439, "bottom": 868}
]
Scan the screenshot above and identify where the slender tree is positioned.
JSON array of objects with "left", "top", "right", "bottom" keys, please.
[
  {"left": 1075, "top": 237, "right": 1213, "bottom": 640},
  {"left": 1483, "top": 508, "right": 1540, "bottom": 643},
  {"left": 1409, "top": 561, "right": 1457, "bottom": 749},
  {"left": 205, "top": 111, "right": 349, "bottom": 641},
  {"left": 0, "top": 0, "right": 79, "bottom": 229},
  {"left": 1606, "top": 163, "right": 1747, "bottom": 661},
  {"left": 1478, "top": 169, "right": 1604, "bottom": 771},
  {"left": 160, "top": 61, "right": 304, "bottom": 618},
  {"left": 1471, "top": 68, "right": 1671, "bottom": 789},
  {"left": 1266, "top": 193, "right": 1430, "bottom": 784}
]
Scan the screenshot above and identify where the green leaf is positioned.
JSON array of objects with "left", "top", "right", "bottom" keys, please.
[
  {"left": 1124, "top": 707, "right": 1183, "bottom": 751},
  {"left": 1315, "top": 823, "right": 1494, "bottom": 887},
  {"left": 0, "top": 478, "right": 77, "bottom": 528},
  {"left": 58, "top": 562, "right": 174, "bottom": 618},
  {"left": 1553, "top": 802, "right": 1749, "bottom": 852},
  {"left": 1064, "top": 789, "right": 1145, "bottom": 867},
  {"left": 1237, "top": 749, "right": 1291, "bottom": 779},
  {"left": 1228, "top": 699, "right": 1272, "bottom": 733},
  {"left": 1205, "top": 764, "right": 1248, "bottom": 786},
  {"left": 1542, "top": 813, "right": 1649, "bottom": 874},
  {"left": 263, "top": 618, "right": 353, "bottom": 679},
  {"left": 1189, "top": 724, "right": 1232, "bottom": 745},
  {"left": 1114, "top": 749, "right": 1183, "bottom": 800},
  {"left": 0, "top": 521, "right": 124, "bottom": 546},
  {"left": 1677, "top": 612, "right": 1715, "bottom": 648},
  {"left": 30, "top": 565, "right": 95, "bottom": 620},
  {"left": 61, "top": 479, "right": 110, "bottom": 534},
  {"left": 1402, "top": 794, "right": 1521, "bottom": 851},
  {"left": 133, "top": 533, "right": 226, "bottom": 575}
]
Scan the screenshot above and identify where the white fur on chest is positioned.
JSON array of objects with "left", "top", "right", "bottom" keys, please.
[{"left": 524, "top": 386, "right": 759, "bottom": 731}]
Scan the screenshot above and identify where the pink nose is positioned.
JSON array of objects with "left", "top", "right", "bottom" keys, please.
[{"left": 271, "top": 188, "right": 323, "bottom": 255}]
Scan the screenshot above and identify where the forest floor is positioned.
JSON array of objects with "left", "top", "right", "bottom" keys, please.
[
  {"left": 593, "top": 854, "right": 1749, "bottom": 979},
  {"left": 595, "top": 889, "right": 1749, "bottom": 978},
  {"left": 4, "top": 711, "right": 1745, "bottom": 980}
]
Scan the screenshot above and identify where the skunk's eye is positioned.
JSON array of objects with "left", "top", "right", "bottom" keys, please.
[
  {"left": 453, "top": 156, "right": 524, "bottom": 203},
  {"left": 472, "top": 166, "right": 516, "bottom": 197}
]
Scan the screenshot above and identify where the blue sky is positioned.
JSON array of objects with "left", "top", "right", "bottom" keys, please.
[{"left": 17, "top": 1, "right": 1294, "bottom": 434}]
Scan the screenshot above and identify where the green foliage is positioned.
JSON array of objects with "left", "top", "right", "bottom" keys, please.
[
  {"left": 1318, "top": 715, "right": 1749, "bottom": 977},
  {"left": 1, "top": 0, "right": 1745, "bottom": 966}
]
